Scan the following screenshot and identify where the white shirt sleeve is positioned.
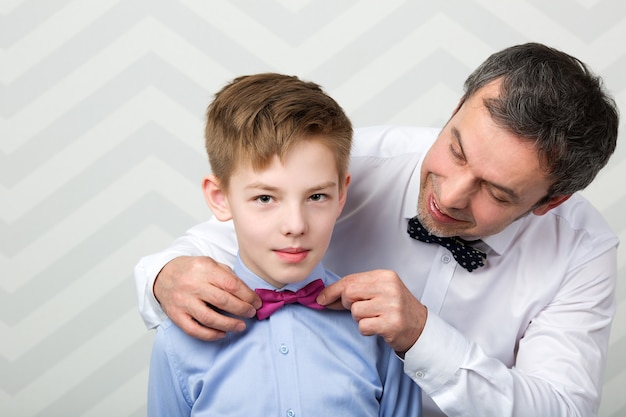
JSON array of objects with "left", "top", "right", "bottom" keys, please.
[{"left": 404, "top": 248, "right": 617, "bottom": 417}]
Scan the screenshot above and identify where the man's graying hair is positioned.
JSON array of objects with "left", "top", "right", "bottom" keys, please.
[{"left": 462, "top": 42, "right": 619, "bottom": 198}]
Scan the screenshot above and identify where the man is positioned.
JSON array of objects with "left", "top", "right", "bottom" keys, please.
[{"left": 135, "top": 43, "right": 619, "bottom": 416}]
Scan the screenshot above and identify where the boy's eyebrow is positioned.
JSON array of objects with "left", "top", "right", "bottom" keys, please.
[
  {"left": 450, "top": 126, "right": 521, "bottom": 203},
  {"left": 245, "top": 181, "right": 338, "bottom": 193},
  {"left": 245, "top": 182, "right": 278, "bottom": 192},
  {"left": 307, "top": 181, "right": 338, "bottom": 192}
]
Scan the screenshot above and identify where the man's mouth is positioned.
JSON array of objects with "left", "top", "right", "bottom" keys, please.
[{"left": 430, "top": 196, "right": 455, "bottom": 223}]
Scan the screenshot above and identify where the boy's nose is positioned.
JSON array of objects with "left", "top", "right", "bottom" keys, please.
[{"left": 280, "top": 205, "right": 307, "bottom": 236}]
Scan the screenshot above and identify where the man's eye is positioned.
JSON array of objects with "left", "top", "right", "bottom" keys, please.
[
  {"left": 490, "top": 193, "right": 509, "bottom": 204},
  {"left": 449, "top": 145, "right": 464, "bottom": 160}
]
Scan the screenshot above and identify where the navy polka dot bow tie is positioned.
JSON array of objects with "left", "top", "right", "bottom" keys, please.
[{"left": 407, "top": 216, "right": 487, "bottom": 272}]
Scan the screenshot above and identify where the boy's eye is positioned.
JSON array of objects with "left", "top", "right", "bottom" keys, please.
[
  {"left": 309, "top": 193, "right": 327, "bottom": 202},
  {"left": 256, "top": 195, "right": 273, "bottom": 204}
]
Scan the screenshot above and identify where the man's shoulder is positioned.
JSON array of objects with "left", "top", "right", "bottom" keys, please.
[
  {"left": 352, "top": 125, "right": 440, "bottom": 158},
  {"left": 550, "top": 193, "right": 615, "bottom": 235},
  {"left": 534, "top": 193, "right": 618, "bottom": 258}
]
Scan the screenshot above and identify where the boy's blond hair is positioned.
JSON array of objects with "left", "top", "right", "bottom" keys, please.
[{"left": 205, "top": 73, "right": 352, "bottom": 190}]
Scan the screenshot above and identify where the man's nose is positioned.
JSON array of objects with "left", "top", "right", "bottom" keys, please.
[{"left": 438, "top": 173, "right": 477, "bottom": 210}]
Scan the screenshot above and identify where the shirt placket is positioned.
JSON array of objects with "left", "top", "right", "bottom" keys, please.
[
  {"left": 420, "top": 246, "right": 457, "bottom": 314},
  {"left": 268, "top": 307, "right": 303, "bottom": 417}
]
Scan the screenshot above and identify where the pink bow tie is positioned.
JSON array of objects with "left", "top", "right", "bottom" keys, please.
[{"left": 255, "top": 279, "right": 326, "bottom": 320}]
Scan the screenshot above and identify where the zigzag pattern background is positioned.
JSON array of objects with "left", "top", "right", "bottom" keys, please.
[{"left": 2, "top": 0, "right": 624, "bottom": 416}]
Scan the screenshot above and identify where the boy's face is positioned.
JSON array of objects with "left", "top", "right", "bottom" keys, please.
[
  {"left": 207, "top": 138, "right": 349, "bottom": 288},
  {"left": 418, "top": 80, "right": 565, "bottom": 240}
]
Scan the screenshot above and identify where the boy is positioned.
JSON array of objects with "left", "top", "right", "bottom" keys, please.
[{"left": 147, "top": 73, "right": 421, "bottom": 416}]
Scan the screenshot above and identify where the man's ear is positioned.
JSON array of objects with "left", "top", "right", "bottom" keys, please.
[
  {"left": 202, "top": 175, "right": 232, "bottom": 221},
  {"left": 532, "top": 194, "right": 572, "bottom": 216}
]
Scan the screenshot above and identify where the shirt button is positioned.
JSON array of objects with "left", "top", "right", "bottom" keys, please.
[
  {"left": 415, "top": 370, "right": 425, "bottom": 378},
  {"left": 279, "top": 344, "right": 289, "bottom": 354},
  {"left": 286, "top": 409, "right": 296, "bottom": 417},
  {"left": 442, "top": 255, "right": 451, "bottom": 264}
]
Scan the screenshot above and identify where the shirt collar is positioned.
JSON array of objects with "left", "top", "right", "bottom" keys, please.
[
  {"left": 479, "top": 217, "right": 523, "bottom": 255},
  {"left": 402, "top": 151, "right": 426, "bottom": 220},
  {"left": 233, "top": 254, "right": 329, "bottom": 291}
]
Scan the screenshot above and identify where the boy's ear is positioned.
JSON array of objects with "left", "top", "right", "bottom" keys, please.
[
  {"left": 337, "top": 173, "right": 351, "bottom": 213},
  {"left": 532, "top": 194, "right": 571, "bottom": 216},
  {"left": 202, "top": 175, "right": 233, "bottom": 221}
]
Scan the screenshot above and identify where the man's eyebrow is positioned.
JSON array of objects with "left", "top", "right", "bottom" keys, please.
[
  {"left": 451, "top": 127, "right": 466, "bottom": 159},
  {"left": 489, "top": 182, "right": 520, "bottom": 203},
  {"left": 451, "top": 126, "right": 520, "bottom": 203}
]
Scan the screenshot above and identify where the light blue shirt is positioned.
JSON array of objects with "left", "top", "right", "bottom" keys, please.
[{"left": 148, "top": 257, "right": 421, "bottom": 417}]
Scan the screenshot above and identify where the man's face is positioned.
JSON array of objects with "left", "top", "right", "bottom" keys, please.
[{"left": 418, "top": 80, "right": 554, "bottom": 240}]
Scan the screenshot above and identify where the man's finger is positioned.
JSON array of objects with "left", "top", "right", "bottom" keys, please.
[
  {"left": 322, "top": 300, "right": 347, "bottom": 311},
  {"left": 173, "top": 313, "right": 228, "bottom": 341},
  {"left": 201, "top": 285, "right": 259, "bottom": 319},
  {"left": 214, "top": 262, "right": 263, "bottom": 310},
  {"left": 190, "top": 301, "right": 248, "bottom": 333},
  {"left": 316, "top": 279, "right": 347, "bottom": 306}
]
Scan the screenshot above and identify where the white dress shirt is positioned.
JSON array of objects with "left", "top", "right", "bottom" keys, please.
[{"left": 135, "top": 126, "right": 618, "bottom": 417}]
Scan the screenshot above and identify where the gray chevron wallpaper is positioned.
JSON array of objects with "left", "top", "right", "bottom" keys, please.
[{"left": 2, "top": 1, "right": 625, "bottom": 416}]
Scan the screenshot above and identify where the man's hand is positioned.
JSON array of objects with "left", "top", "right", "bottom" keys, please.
[
  {"left": 154, "top": 256, "right": 262, "bottom": 341},
  {"left": 317, "top": 269, "right": 427, "bottom": 355}
]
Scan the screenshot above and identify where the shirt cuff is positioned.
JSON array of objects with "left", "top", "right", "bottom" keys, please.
[{"left": 403, "top": 312, "right": 470, "bottom": 394}]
